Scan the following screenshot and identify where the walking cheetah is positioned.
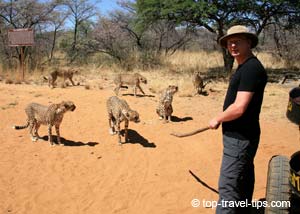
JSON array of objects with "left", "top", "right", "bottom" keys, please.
[
  {"left": 43, "top": 68, "right": 78, "bottom": 88},
  {"left": 107, "top": 96, "right": 140, "bottom": 145},
  {"left": 13, "top": 101, "right": 76, "bottom": 146},
  {"left": 156, "top": 85, "right": 178, "bottom": 123},
  {"left": 114, "top": 73, "right": 147, "bottom": 97}
]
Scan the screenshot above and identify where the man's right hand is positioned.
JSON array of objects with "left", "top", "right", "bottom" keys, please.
[{"left": 209, "top": 118, "right": 220, "bottom": 129}]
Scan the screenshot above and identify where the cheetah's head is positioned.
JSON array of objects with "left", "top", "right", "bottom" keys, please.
[
  {"left": 57, "top": 101, "right": 76, "bottom": 113},
  {"left": 136, "top": 73, "right": 147, "bottom": 84},
  {"left": 122, "top": 109, "right": 140, "bottom": 123},
  {"left": 167, "top": 85, "right": 178, "bottom": 95},
  {"left": 194, "top": 71, "right": 201, "bottom": 76},
  {"left": 140, "top": 77, "right": 147, "bottom": 84},
  {"left": 69, "top": 68, "right": 79, "bottom": 74}
]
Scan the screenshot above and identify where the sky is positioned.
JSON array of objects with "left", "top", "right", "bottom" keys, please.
[
  {"left": 94, "top": 0, "right": 123, "bottom": 16},
  {"left": 60, "top": 0, "right": 124, "bottom": 29}
]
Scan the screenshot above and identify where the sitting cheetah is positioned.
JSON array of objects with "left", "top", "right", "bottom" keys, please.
[
  {"left": 107, "top": 96, "right": 140, "bottom": 145},
  {"left": 113, "top": 73, "right": 147, "bottom": 97},
  {"left": 13, "top": 101, "right": 76, "bottom": 146},
  {"left": 156, "top": 85, "right": 178, "bottom": 123},
  {"left": 192, "top": 71, "right": 209, "bottom": 95},
  {"left": 43, "top": 68, "right": 78, "bottom": 88}
]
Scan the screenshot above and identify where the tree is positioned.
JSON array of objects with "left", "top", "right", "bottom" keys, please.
[
  {"left": 0, "top": 0, "right": 62, "bottom": 71},
  {"left": 135, "top": 0, "right": 300, "bottom": 72},
  {"left": 65, "top": 0, "right": 98, "bottom": 62},
  {"left": 48, "top": 9, "right": 69, "bottom": 63},
  {"left": 109, "top": 9, "right": 145, "bottom": 50},
  {"left": 147, "top": 20, "right": 194, "bottom": 56},
  {"left": 89, "top": 16, "right": 134, "bottom": 65}
]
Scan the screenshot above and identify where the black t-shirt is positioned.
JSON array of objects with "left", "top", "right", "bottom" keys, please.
[{"left": 222, "top": 56, "right": 268, "bottom": 140}]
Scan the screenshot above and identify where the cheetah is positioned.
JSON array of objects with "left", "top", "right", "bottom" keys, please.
[
  {"left": 43, "top": 68, "right": 78, "bottom": 88},
  {"left": 156, "top": 85, "right": 178, "bottom": 123},
  {"left": 113, "top": 73, "right": 147, "bottom": 97},
  {"left": 13, "top": 101, "right": 76, "bottom": 146},
  {"left": 192, "top": 72, "right": 210, "bottom": 95},
  {"left": 107, "top": 96, "right": 140, "bottom": 145}
]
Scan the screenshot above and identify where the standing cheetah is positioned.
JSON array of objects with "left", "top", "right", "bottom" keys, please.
[
  {"left": 156, "top": 85, "right": 178, "bottom": 123},
  {"left": 13, "top": 101, "right": 76, "bottom": 146},
  {"left": 43, "top": 68, "right": 78, "bottom": 88},
  {"left": 107, "top": 96, "right": 140, "bottom": 145},
  {"left": 113, "top": 73, "right": 147, "bottom": 97}
]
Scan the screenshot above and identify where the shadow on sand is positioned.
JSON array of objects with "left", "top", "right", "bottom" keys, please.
[
  {"left": 171, "top": 116, "right": 193, "bottom": 122},
  {"left": 40, "top": 135, "right": 99, "bottom": 147},
  {"left": 120, "top": 129, "right": 156, "bottom": 148},
  {"left": 122, "top": 93, "right": 155, "bottom": 98}
]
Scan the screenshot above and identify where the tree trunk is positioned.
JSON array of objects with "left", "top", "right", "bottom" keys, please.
[
  {"left": 72, "top": 20, "right": 78, "bottom": 52},
  {"left": 221, "top": 47, "right": 234, "bottom": 73},
  {"left": 49, "top": 28, "right": 57, "bottom": 62}
]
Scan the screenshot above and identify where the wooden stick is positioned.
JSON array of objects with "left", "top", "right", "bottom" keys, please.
[{"left": 170, "top": 126, "right": 210, "bottom": 138}]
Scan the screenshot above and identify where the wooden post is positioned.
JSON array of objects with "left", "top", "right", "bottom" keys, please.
[{"left": 20, "top": 46, "right": 25, "bottom": 81}]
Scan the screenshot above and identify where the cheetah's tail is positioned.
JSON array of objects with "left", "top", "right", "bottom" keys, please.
[{"left": 13, "top": 122, "right": 29, "bottom": 130}]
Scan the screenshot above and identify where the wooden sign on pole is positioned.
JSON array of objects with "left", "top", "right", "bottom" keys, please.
[
  {"left": 8, "top": 28, "right": 34, "bottom": 46},
  {"left": 8, "top": 28, "right": 34, "bottom": 81}
]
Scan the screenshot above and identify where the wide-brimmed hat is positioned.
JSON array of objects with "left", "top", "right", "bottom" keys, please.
[{"left": 218, "top": 25, "right": 258, "bottom": 49}]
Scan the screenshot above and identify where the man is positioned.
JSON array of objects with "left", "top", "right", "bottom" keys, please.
[{"left": 209, "top": 25, "right": 268, "bottom": 214}]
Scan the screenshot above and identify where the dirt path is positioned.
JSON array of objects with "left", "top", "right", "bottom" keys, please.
[{"left": 0, "top": 81, "right": 299, "bottom": 214}]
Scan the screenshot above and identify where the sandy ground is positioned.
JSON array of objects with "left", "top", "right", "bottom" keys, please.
[{"left": 0, "top": 78, "right": 299, "bottom": 214}]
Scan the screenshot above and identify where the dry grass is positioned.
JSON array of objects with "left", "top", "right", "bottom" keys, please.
[
  {"left": 0, "top": 51, "right": 296, "bottom": 96},
  {"left": 165, "top": 50, "right": 224, "bottom": 71},
  {"left": 255, "top": 52, "right": 286, "bottom": 69}
]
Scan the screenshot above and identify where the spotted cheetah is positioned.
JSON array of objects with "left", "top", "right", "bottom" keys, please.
[
  {"left": 114, "top": 73, "right": 147, "bottom": 97},
  {"left": 193, "top": 71, "right": 204, "bottom": 95},
  {"left": 13, "top": 101, "right": 76, "bottom": 146},
  {"left": 192, "top": 72, "right": 210, "bottom": 95},
  {"left": 107, "top": 96, "right": 140, "bottom": 145},
  {"left": 156, "top": 85, "right": 178, "bottom": 123},
  {"left": 43, "top": 68, "right": 78, "bottom": 88}
]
